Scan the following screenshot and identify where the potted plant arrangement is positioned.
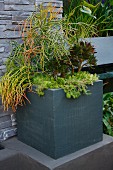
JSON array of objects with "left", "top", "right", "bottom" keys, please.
[{"left": 0, "top": 4, "right": 103, "bottom": 159}]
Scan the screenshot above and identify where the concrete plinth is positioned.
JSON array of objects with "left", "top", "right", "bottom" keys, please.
[{"left": 0, "top": 134, "right": 113, "bottom": 170}]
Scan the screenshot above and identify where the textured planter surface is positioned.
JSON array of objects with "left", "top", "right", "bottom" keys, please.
[{"left": 17, "top": 80, "right": 103, "bottom": 159}]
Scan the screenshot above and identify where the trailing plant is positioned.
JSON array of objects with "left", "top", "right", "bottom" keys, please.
[{"left": 103, "top": 92, "right": 113, "bottom": 136}]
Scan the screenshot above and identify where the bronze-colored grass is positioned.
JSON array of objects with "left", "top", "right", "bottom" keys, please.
[{"left": 0, "top": 66, "right": 32, "bottom": 112}]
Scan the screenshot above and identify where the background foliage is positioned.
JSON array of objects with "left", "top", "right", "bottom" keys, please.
[
  {"left": 63, "top": 0, "right": 113, "bottom": 37},
  {"left": 103, "top": 92, "right": 113, "bottom": 136}
]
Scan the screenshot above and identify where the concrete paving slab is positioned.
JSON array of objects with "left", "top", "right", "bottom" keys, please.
[{"left": 1, "top": 134, "right": 113, "bottom": 170}]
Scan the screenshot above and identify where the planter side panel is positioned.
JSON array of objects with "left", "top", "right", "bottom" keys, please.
[
  {"left": 53, "top": 81, "right": 103, "bottom": 158},
  {"left": 16, "top": 90, "right": 55, "bottom": 157}
]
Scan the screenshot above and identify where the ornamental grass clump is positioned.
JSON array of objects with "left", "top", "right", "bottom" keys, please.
[{"left": 0, "top": 3, "right": 98, "bottom": 112}]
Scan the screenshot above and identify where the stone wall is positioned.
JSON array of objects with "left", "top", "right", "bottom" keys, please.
[{"left": 0, "top": 0, "right": 63, "bottom": 76}]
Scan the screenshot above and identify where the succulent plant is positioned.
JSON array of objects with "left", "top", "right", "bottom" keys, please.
[{"left": 69, "top": 41, "right": 97, "bottom": 72}]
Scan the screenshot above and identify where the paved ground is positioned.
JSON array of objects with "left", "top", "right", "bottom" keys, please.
[{"left": 0, "top": 134, "right": 113, "bottom": 170}]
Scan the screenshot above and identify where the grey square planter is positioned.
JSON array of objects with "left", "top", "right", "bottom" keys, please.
[{"left": 16, "top": 80, "right": 103, "bottom": 159}]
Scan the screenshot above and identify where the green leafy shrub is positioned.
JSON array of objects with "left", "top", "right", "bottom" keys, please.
[{"left": 103, "top": 92, "right": 113, "bottom": 136}]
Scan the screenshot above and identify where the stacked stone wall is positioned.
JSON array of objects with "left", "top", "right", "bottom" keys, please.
[{"left": 0, "top": 0, "right": 63, "bottom": 76}]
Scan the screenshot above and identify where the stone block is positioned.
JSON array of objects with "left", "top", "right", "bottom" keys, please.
[
  {"left": 4, "top": 30, "right": 21, "bottom": 39},
  {"left": 0, "top": 52, "right": 10, "bottom": 59},
  {"left": 0, "top": 2, "right": 4, "bottom": 11},
  {"left": 1, "top": 68, "right": 6, "bottom": 73},
  {"left": 12, "top": 16, "right": 28, "bottom": 21},
  {"left": 0, "top": 20, "right": 12, "bottom": 25},
  {"left": 0, "top": 43, "right": 11, "bottom": 53},
  {"left": 0, "top": 31, "right": 5, "bottom": 39},
  {"left": 5, "top": 46, "right": 11, "bottom": 53},
  {"left": 5, "top": 24, "right": 20, "bottom": 31},
  {"left": 12, "top": 20, "right": 24, "bottom": 25},
  {"left": 4, "top": 0, "right": 35, "bottom": 5},
  {"left": 2, "top": 57, "right": 8, "bottom": 63},
  {"left": 0, "top": 65, "right": 6, "bottom": 70},
  {"left": 0, "top": 25, "right": 6, "bottom": 32},
  {"left": 0, "top": 58, "right": 3, "bottom": 65},
  {"left": 0, "top": 47, "right": 4, "bottom": 53},
  {"left": 12, "top": 11, "right": 32, "bottom": 17},
  {"left": 0, "top": 11, "right": 12, "bottom": 15},
  {"left": 4, "top": 4, "right": 35, "bottom": 11},
  {"left": 0, "top": 70, "right": 3, "bottom": 76},
  {"left": 0, "top": 120, "right": 12, "bottom": 129},
  {"left": 0, "top": 39, "right": 10, "bottom": 44},
  {"left": 0, "top": 14, "right": 12, "bottom": 20}
]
